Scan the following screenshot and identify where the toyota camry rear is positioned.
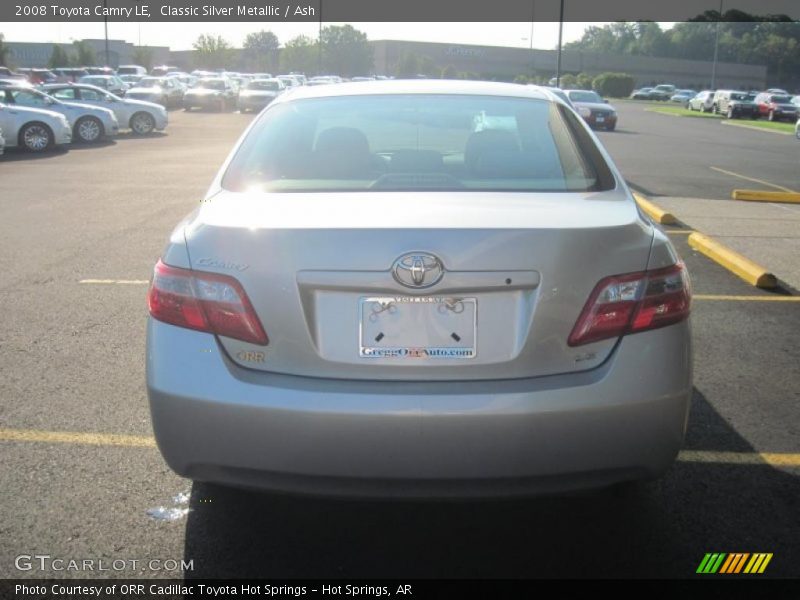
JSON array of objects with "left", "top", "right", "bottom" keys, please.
[{"left": 146, "top": 81, "right": 692, "bottom": 497}]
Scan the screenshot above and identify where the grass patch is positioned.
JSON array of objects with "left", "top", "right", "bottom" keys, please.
[
  {"left": 723, "top": 120, "right": 796, "bottom": 134},
  {"left": 646, "top": 106, "right": 722, "bottom": 118}
]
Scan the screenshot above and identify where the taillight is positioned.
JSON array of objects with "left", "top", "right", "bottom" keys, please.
[
  {"left": 147, "top": 259, "right": 268, "bottom": 346},
  {"left": 568, "top": 263, "right": 691, "bottom": 347}
]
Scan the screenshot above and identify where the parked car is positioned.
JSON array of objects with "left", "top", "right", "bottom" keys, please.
[
  {"left": 42, "top": 83, "right": 168, "bottom": 135},
  {"left": 790, "top": 95, "right": 800, "bottom": 108},
  {"left": 119, "top": 74, "right": 144, "bottom": 87},
  {"left": 795, "top": 118, "right": 800, "bottom": 140},
  {"left": 670, "top": 89, "right": 696, "bottom": 104},
  {"left": 125, "top": 76, "right": 184, "bottom": 109},
  {"left": 237, "top": 78, "right": 286, "bottom": 112},
  {"left": 277, "top": 75, "right": 302, "bottom": 89},
  {"left": 537, "top": 86, "right": 574, "bottom": 108},
  {"left": 566, "top": 89, "right": 618, "bottom": 130},
  {"left": 630, "top": 87, "right": 654, "bottom": 100},
  {"left": 687, "top": 90, "right": 716, "bottom": 113},
  {"left": 52, "top": 68, "right": 90, "bottom": 82},
  {"left": 0, "top": 85, "right": 118, "bottom": 143},
  {"left": 0, "top": 101, "right": 72, "bottom": 152},
  {"left": 650, "top": 84, "right": 677, "bottom": 101},
  {"left": 146, "top": 80, "right": 692, "bottom": 497},
  {"left": 78, "top": 75, "right": 128, "bottom": 96},
  {"left": 117, "top": 65, "right": 148, "bottom": 77},
  {"left": 151, "top": 65, "right": 181, "bottom": 77},
  {"left": 765, "top": 88, "right": 789, "bottom": 95},
  {"left": 183, "top": 77, "right": 237, "bottom": 111},
  {"left": 713, "top": 90, "right": 759, "bottom": 119},
  {"left": 0, "top": 78, "right": 34, "bottom": 88},
  {"left": 83, "top": 67, "right": 115, "bottom": 76},
  {"left": 15, "top": 68, "right": 58, "bottom": 85},
  {"left": 754, "top": 92, "right": 799, "bottom": 122}
]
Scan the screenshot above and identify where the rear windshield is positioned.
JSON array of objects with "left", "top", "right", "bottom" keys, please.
[
  {"left": 222, "top": 94, "right": 614, "bottom": 193},
  {"left": 248, "top": 80, "right": 281, "bottom": 91},
  {"left": 197, "top": 79, "right": 226, "bottom": 90},
  {"left": 568, "top": 91, "right": 603, "bottom": 103},
  {"left": 770, "top": 95, "right": 792, "bottom": 103},
  {"left": 138, "top": 77, "right": 165, "bottom": 87}
]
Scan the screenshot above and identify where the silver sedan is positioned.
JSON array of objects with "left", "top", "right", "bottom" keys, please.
[{"left": 147, "top": 81, "right": 692, "bottom": 497}]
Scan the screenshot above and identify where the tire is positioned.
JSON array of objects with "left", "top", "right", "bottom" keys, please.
[
  {"left": 74, "top": 116, "right": 104, "bottom": 143},
  {"left": 130, "top": 112, "right": 156, "bottom": 135},
  {"left": 19, "top": 122, "right": 53, "bottom": 152}
]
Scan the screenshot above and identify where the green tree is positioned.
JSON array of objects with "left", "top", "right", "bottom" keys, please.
[
  {"left": 0, "top": 33, "right": 12, "bottom": 67},
  {"left": 320, "top": 25, "right": 372, "bottom": 77},
  {"left": 243, "top": 30, "right": 279, "bottom": 72},
  {"left": 72, "top": 40, "right": 96, "bottom": 66},
  {"left": 279, "top": 35, "right": 318, "bottom": 74},
  {"left": 395, "top": 52, "right": 419, "bottom": 78},
  {"left": 48, "top": 45, "right": 70, "bottom": 68},
  {"left": 192, "top": 34, "right": 233, "bottom": 70},
  {"left": 575, "top": 72, "right": 594, "bottom": 90},
  {"left": 559, "top": 73, "right": 577, "bottom": 89},
  {"left": 592, "top": 72, "right": 635, "bottom": 97},
  {"left": 132, "top": 46, "right": 153, "bottom": 71},
  {"left": 441, "top": 64, "right": 458, "bottom": 79}
]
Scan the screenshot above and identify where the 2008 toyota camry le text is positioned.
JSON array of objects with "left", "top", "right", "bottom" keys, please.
[{"left": 146, "top": 80, "right": 692, "bottom": 497}]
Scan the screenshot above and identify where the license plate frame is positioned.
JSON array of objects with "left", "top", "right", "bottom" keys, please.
[{"left": 358, "top": 296, "right": 477, "bottom": 359}]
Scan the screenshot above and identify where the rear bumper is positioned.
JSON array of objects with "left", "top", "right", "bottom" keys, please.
[{"left": 147, "top": 319, "right": 692, "bottom": 497}]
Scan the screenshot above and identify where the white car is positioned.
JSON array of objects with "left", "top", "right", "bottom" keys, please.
[
  {"left": 0, "top": 86, "right": 118, "bottom": 143},
  {"left": 237, "top": 78, "right": 286, "bottom": 112},
  {"left": 0, "top": 101, "right": 72, "bottom": 152},
  {"left": 687, "top": 90, "right": 716, "bottom": 113},
  {"left": 42, "top": 83, "right": 168, "bottom": 135}
]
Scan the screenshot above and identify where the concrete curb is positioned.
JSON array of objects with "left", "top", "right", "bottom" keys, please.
[
  {"left": 633, "top": 193, "right": 677, "bottom": 224},
  {"left": 688, "top": 232, "right": 778, "bottom": 289},
  {"left": 732, "top": 189, "right": 800, "bottom": 203}
]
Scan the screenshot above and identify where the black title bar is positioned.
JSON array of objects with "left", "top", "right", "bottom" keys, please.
[{"left": 4, "top": 0, "right": 800, "bottom": 22}]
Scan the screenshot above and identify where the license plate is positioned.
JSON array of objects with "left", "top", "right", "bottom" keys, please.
[
  {"left": 359, "top": 296, "right": 476, "bottom": 359},
  {"left": 596, "top": 116, "right": 605, "bottom": 123}
]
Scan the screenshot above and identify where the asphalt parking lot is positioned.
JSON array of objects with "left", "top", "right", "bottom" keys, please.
[{"left": 1, "top": 103, "right": 798, "bottom": 579}]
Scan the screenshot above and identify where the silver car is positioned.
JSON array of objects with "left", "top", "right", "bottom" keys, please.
[
  {"left": 0, "top": 101, "right": 73, "bottom": 151},
  {"left": 237, "top": 78, "right": 286, "bottom": 112},
  {"left": 42, "top": 83, "right": 168, "bottom": 135},
  {"left": 1, "top": 85, "right": 118, "bottom": 143},
  {"left": 147, "top": 81, "right": 693, "bottom": 497}
]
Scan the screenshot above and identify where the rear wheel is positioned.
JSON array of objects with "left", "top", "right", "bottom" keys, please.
[
  {"left": 130, "top": 112, "right": 156, "bottom": 135},
  {"left": 20, "top": 122, "right": 53, "bottom": 152},
  {"left": 74, "top": 116, "right": 104, "bottom": 143}
]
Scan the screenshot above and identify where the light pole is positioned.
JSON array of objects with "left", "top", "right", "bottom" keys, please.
[
  {"left": 555, "top": 0, "right": 564, "bottom": 87},
  {"left": 710, "top": 0, "right": 723, "bottom": 89},
  {"left": 103, "top": 0, "right": 109, "bottom": 67}
]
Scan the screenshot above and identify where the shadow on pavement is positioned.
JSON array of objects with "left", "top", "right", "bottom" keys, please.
[{"left": 182, "top": 387, "right": 798, "bottom": 578}]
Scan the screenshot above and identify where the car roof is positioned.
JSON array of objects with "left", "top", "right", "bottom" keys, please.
[{"left": 276, "top": 79, "right": 551, "bottom": 103}]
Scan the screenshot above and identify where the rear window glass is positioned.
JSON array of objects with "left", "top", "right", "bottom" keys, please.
[
  {"left": 197, "top": 79, "right": 226, "bottom": 90},
  {"left": 248, "top": 80, "right": 281, "bottom": 91},
  {"left": 222, "top": 94, "right": 613, "bottom": 193}
]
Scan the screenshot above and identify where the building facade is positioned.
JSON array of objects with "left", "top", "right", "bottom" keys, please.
[
  {"left": 371, "top": 40, "right": 768, "bottom": 90},
  {"left": 5, "top": 39, "right": 170, "bottom": 69}
]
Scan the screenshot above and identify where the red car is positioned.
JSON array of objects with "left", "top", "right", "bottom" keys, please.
[{"left": 754, "top": 92, "right": 799, "bottom": 122}]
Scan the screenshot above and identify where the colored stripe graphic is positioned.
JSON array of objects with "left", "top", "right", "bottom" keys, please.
[
  {"left": 699, "top": 552, "right": 773, "bottom": 574},
  {"left": 697, "top": 553, "right": 727, "bottom": 574}
]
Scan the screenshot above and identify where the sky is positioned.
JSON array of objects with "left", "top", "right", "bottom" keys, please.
[{"left": 2, "top": 22, "right": 676, "bottom": 51}]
